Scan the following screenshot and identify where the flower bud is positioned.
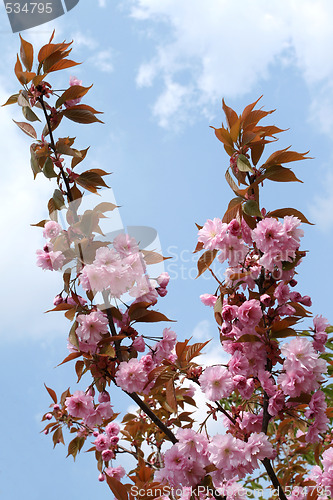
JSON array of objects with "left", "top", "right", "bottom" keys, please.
[
  {"left": 98, "top": 391, "right": 111, "bottom": 403},
  {"left": 102, "top": 449, "right": 114, "bottom": 462},
  {"left": 98, "top": 473, "right": 105, "bottom": 482},
  {"left": 45, "top": 413, "right": 52, "bottom": 420},
  {"left": 53, "top": 294, "right": 63, "bottom": 306}
]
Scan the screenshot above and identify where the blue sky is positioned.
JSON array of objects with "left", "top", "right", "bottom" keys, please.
[{"left": 1, "top": 1, "right": 333, "bottom": 498}]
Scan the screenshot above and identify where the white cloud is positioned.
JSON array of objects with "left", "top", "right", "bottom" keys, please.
[
  {"left": 90, "top": 49, "right": 114, "bottom": 73},
  {"left": 98, "top": 0, "right": 107, "bottom": 7},
  {"left": 130, "top": 0, "right": 333, "bottom": 131}
]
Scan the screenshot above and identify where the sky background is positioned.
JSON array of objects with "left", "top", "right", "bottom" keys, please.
[{"left": 1, "top": 1, "right": 333, "bottom": 498}]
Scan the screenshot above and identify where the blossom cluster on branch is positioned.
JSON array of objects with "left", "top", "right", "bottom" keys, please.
[{"left": 4, "top": 33, "right": 333, "bottom": 500}]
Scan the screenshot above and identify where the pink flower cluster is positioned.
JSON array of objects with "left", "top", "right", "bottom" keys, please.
[
  {"left": 278, "top": 337, "right": 327, "bottom": 398},
  {"left": 36, "top": 221, "right": 65, "bottom": 271},
  {"left": 65, "top": 390, "right": 114, "bottom": 428},
  {"left": 79, "top": 234, "right": 167, "bottom": 303},
  {"left": 75, "top": 309, "right": 109, "bottom": 353},
  {"left": 115, "top": 328, "right": 177, "bottom": 393},
  {"left": 198, "top": 218, "right": 248, "bottom": 267},
  {"left": 307, "top": 446, "right": 333, "bottom": 499},
  {"left": 252, "top": 216, "right": 303, "bottom": 271},
  {"left": 155, "top": 429, "right": 274, "bottom": 488}
]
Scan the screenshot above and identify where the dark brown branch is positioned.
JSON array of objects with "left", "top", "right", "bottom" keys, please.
[
  {"left": 261, "top": 458, "right": 288, "bottom": 500},
  {"left": 127, "top": 391, "right": 177, "bottom": 445}
]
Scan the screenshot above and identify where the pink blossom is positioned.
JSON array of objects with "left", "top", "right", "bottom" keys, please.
[
  {"left": 101, "top": 449, "right": 114, "bottom": 462},
  {"left": 131, "top": 336, "right": 146, "bottom": 352},
  {"left": 239, "top": 411, "right": 263, "bottom": 434},
  {"left": 228, "top": 219, "right": 241, "bottom": 236},
  {"left": 244, "top": 432, "right": 275, "bottom": 468},
  {"left": 218, "top": 233, "right": 248, "bottom": 267},
  {"left": 208, "top": 434, "right": 247, "bottom": 480},
  {"left": 98, "top": 391, "right": 110, "bottom": 403},
  {"left": 233, "top": 375, "right": 255, "bottom": 399},
  {"left": 241, "top": 217, "right": 253, "bottom": 245},
  {"left": 268, "top": 390, "right": 285, "bottom": 416},
  {"left": 105, "top": 466, "right": 126, "bottom": 480},
  {"left": 94, "top": 433, "right": 110, "bottom": 452},
  {"left": 228, "top": 351, "right": 250, "bottom": 377},
  {"left": 260, "top": 294, "right": 272, "bottom": 307},
  {"left": 257, "top": 369, "right": 277, "bottom": 397},
  {"left": 105, "top": 422, "right": 120, "bottom": 437},
  {"left": 65, "top": 391, "right": 94, "bottom": 419},
  {"left": 199, "top": 366, "right": 234, "bottom": 401},
  {"left": 36, "top": 247, "right": 65, "bottom": 271},
  {"left": 238, "top": 299, "right": 262, "bottom": 327},
  {"left": 278, "top": 337, "right": 327, "bottom": 397},
  {"left": 65, "top": 76, "right": 83, "bottom": 107},
  {"left": 252, "top": 217, "right": 285, "bottom": 254},
  {"left": 176, "top": 429, "right": 209, "bottom": 456},
  {"left": 157, "top": 272, "right": 170, "bottom": 288},
  {"left": 198, "top": 218, "right": 227, "bottom": 250},
  {"left": 200, "top": 294, "right": 217, "bottom": 307},
  {"left": 283, "top": 216, "right": 304, "bottom": 248},
  {"left": 113, "top": 233, "right": 139, "bottom": 257},
  {"left": 273, "top": 283, "right": 290, "bottom": 305},
  {"left": 76, "top": 310, "right": 109, "bottom": 345},
  {"left": 43, "top": 220, "right": 61, "bottom": 239},
  {"left": 305, "top": 390, "right": 329, "bottom": 443},
  {"left": 222, "top": 304, "right": 239, "bottom": 323},
  {"left": 153, "top": 328, "right": 177, "bottom": 363},
  {"left": 115, "top": 358, "right": 148, "bottom": 393},
  {"left": 313, "top": 315, "right": 329, "bottom": 352}
]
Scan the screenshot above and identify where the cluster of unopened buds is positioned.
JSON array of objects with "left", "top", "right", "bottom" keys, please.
[{"left": 29, "top": 81, "right": 52, "bottom": 106}]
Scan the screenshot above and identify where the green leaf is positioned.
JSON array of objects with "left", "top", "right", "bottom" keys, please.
[
  {"left": 237, "top": 154, "right": 254, "bottom": 173},
  {"left": 53, "top": 189, "right": 65, "bottom": 210},
  {"left": 243, "top": 200, "right": 262, "bottom": 218},
  {"left": 22, "top": 106, "right": 41, "bottom": 122},
  {"left": 43, "top": 157, "right": 57, "bottom": 178},
  {"left": 30, "top": 148, "right": 42, "bottom": 179},
  {"left": 68, "top": 322, "right": 79, "bottom": 349}
]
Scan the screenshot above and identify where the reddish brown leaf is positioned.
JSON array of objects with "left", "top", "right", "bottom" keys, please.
[
  {"left": 262, "top": 147, "right": 311, "bottom": 169},
  {"left": 44, "top": 384, "right": 57, "bottom": 404},
  {"left": 48, "top": 59, "right": 80, "bottom": 72},
  {"left": 166, "top": 378, "right": 177, "bottom": 412},
  {"left": 2, "top": 94, "right": 19, "bottom": 106},
  {"left": 222, "top": 98, "right": 238, "bottom": 129},
  {"left": 62, "top": 108, "right": 103, "bottom": 124},
  {"left": 222, "top": 197, "right": 243, "bottom": 223},
  {"left": 56, "top": 85, "right": 93, "bottom": 108},
  {"left": 264, "top": 165, "right": 303, "bottom": 183},
  {"left": 19, "top": 34, "right": 34, "bottom": 71},
  {"left": 241, "top": 96, "right": 263, "bottom": 124},
  {"left": 267, "top": 208, "right": 313, "bottom": 225},
  {"left": 211, "top": 126, "right": 234, "bottom": 148},
  {"left": 57, "top": 352, "right": 82, "bottom": 366},
  {"left": 106, "top": 476, "right": 128, "bottom": 500},
  {"left": 196, "top": 249, "right": 218, "bottom": 278},
  {"left": 13, "top": 120, "right": 37, "bottom": 139},
  {"left": 38, "top": 42, "right": 73, "bottom": 63}
]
